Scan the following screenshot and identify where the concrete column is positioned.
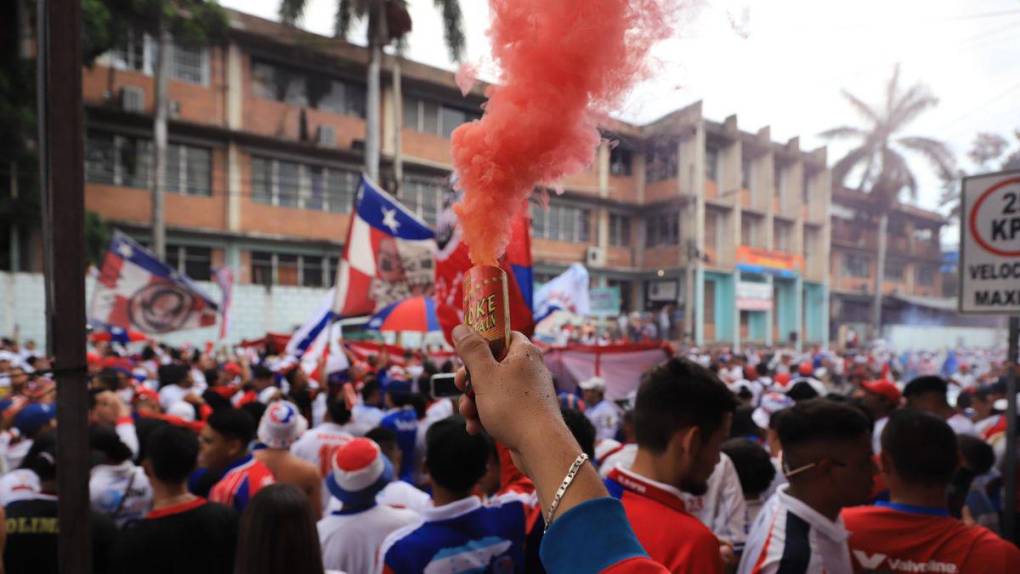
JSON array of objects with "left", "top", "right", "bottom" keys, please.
[
  {"left": 822, "top": 280, "right": 831, "bottom": 349},
  {"left": 734, "top": 268, "right": 742, "bottom": 352},
  {"left": 694, "top": 265, "right": 705, "bottom": 346},
  {"left": 226, "top": 43, "right": 243, "bottom": 130},
  {"left": 598, "top": 142, "right": 610, "bottom": 197},
  {"left": 597, "top": 208, "right": 609, "bottom": 251},
  {"left": 795, "top": 275, "right": 804, "bottom": 352},
  {"left": 227, "top": 143, "right": 242, "bottom": 233},
  {"left": 764, "top": 274, "right": 774, "bottom": 346}
]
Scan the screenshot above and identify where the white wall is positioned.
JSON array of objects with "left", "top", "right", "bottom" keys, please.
[
  {"left": 0, "top": 271, "right": 332, "bottom": 348},
  {"left": 883, "top": 324, "right": 1007, "bottom": 350}
]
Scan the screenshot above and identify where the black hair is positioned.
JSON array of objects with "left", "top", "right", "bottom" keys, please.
[
  {"left": 786, "top": 381, "right": 820, "bottom": 402},
  {"left": 203, "top": 368, "right": 220, "bottom": 386},
  {"left": 97, "top": 368, "right": 121, "bottom": 391},
  {"left": 21, "top": 430, "right": 58, "bottom": 482},
  {"left": 756, "top": 363, "right": 770, "bottom": 377},
  {"left": 561, "top": 408, "right": 596, "bottom": 459},
  {"left": 730, "top": 405, "right": 765, "bottom": 441},
  {"left": 207, "top": 408, "right": 256, "bottom": 446},
  {"left": 158, "top": 364, "right": 189, "bottom": 388},
  {"left": 361, "top": 380, "right": 381, "bottom": 400},
  {"left": 425, "top": 416, "right": 491, "bottom": 494},
  {"left": 88, "top": 387, "right": 104, "bottom": 410},
  {"left": 90, "top": 425, "right": 133, "bottom": 465},
  {"left": 235, "top": 484, "right": 326, "bottom": 574},
  {"left": 240, "top": 402, "right": 267, "bottom": 429},
  {"left": 777, "top": 399, "right": 871, "bottom": 452},
  {"left": 958, "top": 434, "right": 995, "bottom": 476},
  {"left": 145, "top": 425, "right": 199, "bottom": 483},
  {"left": 902, "top": 375, "right": 949, "bottom": 399},
  {"left": 141, "top": 346, "right": 156, "bottom": 361},
  {"left": 881, "top": 409, "right": 958, "bottom": 487},
  {"left": 634, "top": 358, "right": 738, "bottom": 454},
  {"left": 251, "top": 365, "right": 273, "bottom": 380},
  {"left": 326, "top": 396, "right": 352, "bottom": 425},
  {"left": 365, "top": 426, "right": 398, "bottom": 454},
  {"left": 722, "top": 438, "right": 776, "bottom": 498}
]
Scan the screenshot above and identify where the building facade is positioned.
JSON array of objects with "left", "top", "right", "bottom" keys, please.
[
  {"left": 828, "top": 186, "right": 946, "bottom": 343},
  {"left": 13, "top": 8, "right": 837, "bottom": 348}
]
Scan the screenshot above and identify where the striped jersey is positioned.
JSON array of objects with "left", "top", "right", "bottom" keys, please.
[
  {"left": 737, "top": 484, "right": 852, "bottom": 574},
  {"left": 208, "top": 454, "right": 275, "bottom": 513}
]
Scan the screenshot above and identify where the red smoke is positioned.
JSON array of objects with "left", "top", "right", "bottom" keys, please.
[{"left": 452, "top": 0, "right": 675, "bottom": 266}]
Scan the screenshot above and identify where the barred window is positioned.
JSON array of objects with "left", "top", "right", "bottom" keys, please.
[
  {"left": 402, "top": 177, "right": 446, "bottom": 225},
  {"left": 251, "top": 155, "right": 357, "bottom": 213},
  {"left": 253, "top": 60, "right": 365, "bottom": 117},
  {"left": 705, "top": 146, "right": 720, "bottom": 182},
  {"left": 645, "top": 212, "right": 679, "bottom": 247},
  {"left": 532, "top": 203, "right": 591, "bottom": 243},
  {"left": 110, "top": 32, "right": 207, "bottom": 85},
  {"left": 403, "top": 95, "right": 479, "bottom": 138},
  {"left": 843, "top": 253, "right": 870, "bottom": 278},
  {"left": 645, "top": 138, "right": 679, "bottom": 183},
  {"left": 171, "top": 43, "right": 207, "bottom": 84},
  {"left": 85, "top": 131, "right": 151, "bottom": 188},
  {"left": 251, "top": 251, "right": 336, "bottom": 287},
  {"left": 166, "top": 143, "right": 212, "bottom": 196},
  {"left": 609, "top": 213, "right": 631, "bottom": 247},
  {"left": 166, "top": 245, "right": 212, "bottom": 281},
  {"left": 252, "top": 251, "right": 274, "bottom": 286}
]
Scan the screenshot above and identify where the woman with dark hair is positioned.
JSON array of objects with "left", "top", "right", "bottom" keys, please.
[{"left": 234, "top": 483, "right": 343, "bottom": 574}]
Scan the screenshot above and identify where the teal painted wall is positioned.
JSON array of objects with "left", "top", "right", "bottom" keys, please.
[
  {"left": 775, "top": 279, "right": 798, "bottom": 342},
  {"left": 705, "top": 272, "right": 735, "bottom": 342},
  {"left": 803, "top": 282, "right": 826, "bottom": 342}
]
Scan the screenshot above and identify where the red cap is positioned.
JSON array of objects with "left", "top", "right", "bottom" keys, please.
[
  {"left": 224, "top": 362, "right": 243, "bottom": 377},
  {"left": 861, "top": 379, "right": 901, "bottom": 404},
  {"left": 744, "top": 365, "right": 757, "bottom": 380},
  {"left": 798, "top": 362, "right": 814, "bottom": 376},
  {"left": 774, "top": 373, "right": 792, "bottom": 387}
]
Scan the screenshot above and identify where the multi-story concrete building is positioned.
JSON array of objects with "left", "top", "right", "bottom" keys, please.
[
  {"left": 11, "top": 8, "right": 836, "bottom": 348},
  {"left": 828, "top": 186, "right": 946, "bottom": 341}
]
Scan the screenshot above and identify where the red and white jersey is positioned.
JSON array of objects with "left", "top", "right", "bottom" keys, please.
[
  {"left": 290, "top": 422, "right": 354, "bottom": 511},
  {"left": 208, "top": 454, "right": 275, "bottom": 513},
  {"left": 737, "top": 484, "right": 852, "bottom": 574},
  {"left": 843, "top": 503, "right": 1020, "bottom": 573}
]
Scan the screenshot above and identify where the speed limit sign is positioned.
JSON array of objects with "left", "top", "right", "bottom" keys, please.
[{"left": 960, "top": 169, "right": 1020, "bottom": 313}]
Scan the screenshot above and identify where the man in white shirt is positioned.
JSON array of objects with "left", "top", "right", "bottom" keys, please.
[
  {"left": 680, "top": 453, "right": 747, "bottom": 558},
  {"left": 903, "top": 375, "right": 979, "bottom": 437},
  {"left": 318, "top": 438, "right": 419, "bottom": 574},
  {"left": 349, "top": 380, "right": 387, "bottom": 436},
  {"left": 738, "top": 399, "right": 874, "bottom": 574},
  {"left": 580, "top": 376, "right": 620, "bottom": 441},
  {"left": 855, "top": 378, "right": 901, "bottom": 454}
]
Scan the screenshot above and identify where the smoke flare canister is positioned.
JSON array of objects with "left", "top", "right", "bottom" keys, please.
[{"left": 463, "top": 265, "right": 511, "bottom": 361}]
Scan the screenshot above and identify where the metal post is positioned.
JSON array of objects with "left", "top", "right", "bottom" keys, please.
[
  {"left": 1005, "top": 316, "right": 1019, "bottom": 542},
  {"left": 38, "top": 0, "right": 91, "bottom": 571}
]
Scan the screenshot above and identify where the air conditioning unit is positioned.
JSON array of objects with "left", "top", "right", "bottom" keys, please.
[
  {"left": 585, "top": 246, "right": 606, "bottom": 267},
  {"left": 317, "top": 125, "right": 336, "bottom": 147},
  {"left": 120, "top": 86, "right": 145, "bottom": 113},
  {"left": 169, "top": 100, "right": 182, "bottom": 119}
]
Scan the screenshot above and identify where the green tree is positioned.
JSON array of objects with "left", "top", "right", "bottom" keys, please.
[
  {"left": 821, "top": 64, "right": 955, "bottom": 338},
  {"left": 279, "top": 0, "right": 465, "bottom": 184}
]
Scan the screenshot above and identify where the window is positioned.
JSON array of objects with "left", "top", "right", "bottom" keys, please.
[
  {"left": 110, "top": 32, "right": 208, "bottom": 84},
  {"left": 773, "top": 164, "right": 785, "bottom": 200},
  {"left": 741, "top": 213, "right": 762, "bottom": 247},
  {"left": 741, "top": 156, "right": 752, "bottom": 189},
  {"left": 843, "top": 253, "right": 870, "bottom": 278},
  {"left": 85, "top": 131, "right": 151, "bottom": 188},
  {"left": 884, "top": 259, "right": 904, "bottom": 281},
  {"left": 250, "top": 155, "right": 357, "bottom": 212},
  {"left": 802, "top": 170, "right": 812, "bottom": 203},
  {"left": 916, "top": 264, "right": 936, "bottom": 286},
  {"left": 402, "top": 177, "right": 446, "bottom": 225},
  {"left": 645, "top": 212, "right": 679, "bottom": 247},
  {"left": 252, "top": 60, "right": 365, "bottom": 116},
  {"left": 610, "top": 146, "right": 632, "bottom": 176},
  {"left": 609, "top": 213, "right": 631, "bottom": 247},
  {"left": 705, "top": 146, "right": 719, "bottom": 182},
  {"left": 645, "top": 139, "right": 678, "bottom": 183},
  {"left": 531, "top": 203, "right": 591, "bottom": 242},
  {"left": 705, "top": 210, "right": 724, "bottom": 252},
  {"left": 251, "top": 251, "right": 337, "bottom": 287},
  {"left": 774, "top": 220, "right": 793, "bottom": 252},
  {"left": 166, "top": 143, "right": 212, "bottom": 196},
  {"left": 403, "top": 95, "right": 479, "bottom": 138},
  {"left": 166, "top": 245, "right": 212, "bottom": 281}
]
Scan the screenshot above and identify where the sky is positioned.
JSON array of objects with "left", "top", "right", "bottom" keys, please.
[{"left": 221, "top": 0, "right": 1020, "bottom": 230}]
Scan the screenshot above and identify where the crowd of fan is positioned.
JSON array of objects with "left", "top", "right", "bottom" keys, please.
[{"left": 0, "top": 333, "right": 1018, "bottom": 573}]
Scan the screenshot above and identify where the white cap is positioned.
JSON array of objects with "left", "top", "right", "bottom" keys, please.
[
  {"left": 579, "top": 376, "right": 606, "bottom": 391},
  {"left": 257, "top": 401, "right": 308, "bottom": 449}
]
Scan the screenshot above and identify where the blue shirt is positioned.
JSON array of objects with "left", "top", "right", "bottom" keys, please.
[{"left": 380, "top": 407, "right": 419, "bottom": 483}]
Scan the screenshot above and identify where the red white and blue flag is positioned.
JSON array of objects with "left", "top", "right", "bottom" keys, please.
[
  {"left": 89, "top": 232, "right": 219, "bottom": 334},
  {"left": 333, "top": 176, "right": 436, "bottom": 316}
]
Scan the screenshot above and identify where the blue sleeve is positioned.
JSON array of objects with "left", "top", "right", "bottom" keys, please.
[{"left": 539, "top": 497, "right": 649, "bottom": 574}]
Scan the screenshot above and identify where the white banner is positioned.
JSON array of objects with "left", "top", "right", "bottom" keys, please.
[{"left": 736, "top": 281, "right": 772, "bottom": 311}]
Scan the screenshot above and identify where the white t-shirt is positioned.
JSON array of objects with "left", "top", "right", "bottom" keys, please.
[
  {"left": 872, "top": 416, "right": 889, "bottom": 454},
  {"left": 290, "top": 422, "right": 354, "bottom": 512},
  {"left": 318, "top": 504, "right": 420, "bottom": 574},
  {"left": 679, "top": 453, "right": 748, "bottom": 547},
  {"left": 585, "top": 400, "right": 621, "bottom": 442},
  {"left": 947, "top": 413, "right": 979, "bottom": 437},
  {"left": 0, "top": 433, "right": 33, "bottom": 471},
  {"left": 599, "top": 443, "right": 638, "bottom": 478},
  {"left": 89, "top": 461, "right": 153, "bottom": 528},
  {"left": 377, "top": 480, "right": 432, "bottom": 514},
  {"left": 0, "top": 468, "right": 41, "bottom": 506},
  {"left": 158, "top": 384, "right": 193, "bottom": 411}
]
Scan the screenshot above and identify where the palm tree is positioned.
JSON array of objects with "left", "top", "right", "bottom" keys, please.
[
  {"left": 821, "top": 64, "right": 955, "bottom": 339},
  {"left": 280, "top": 0, "right": 465, "bottom": 183}
]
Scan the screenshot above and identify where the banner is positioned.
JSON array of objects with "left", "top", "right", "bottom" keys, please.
[
  {"left": 736, "top": 280, "right": 772, "bottom": 311},
  {"left": 334, "top": 176, "right": 437, "bottom": 317},
  {"left": 90, "top": 232, "right": 218, "bottom": 334},
  {"left": 534, "top": 263, "right": 591, "bottom": 322},
  {"left": 589, "top": 287, "right": 622, "bottom": 317}
]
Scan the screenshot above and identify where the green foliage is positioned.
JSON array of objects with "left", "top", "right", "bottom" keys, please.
[{"left": 84, "top": 210, "right": 112, "bottom": 267}]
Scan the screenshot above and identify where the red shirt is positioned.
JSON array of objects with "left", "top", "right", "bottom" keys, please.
[
  {"left": 843, "top": 503, "right": 1020, "bottom": 573},
  {"left": 606, "top": 467, "right": 724, "bottom": 574}
]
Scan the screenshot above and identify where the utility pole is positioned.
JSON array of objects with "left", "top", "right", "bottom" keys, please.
[
  {"left": 151, "top": 23, "right": 171, "bottom": 259},
  {"left": 37, "top": 0, "right": 91, "bottom": 572}
]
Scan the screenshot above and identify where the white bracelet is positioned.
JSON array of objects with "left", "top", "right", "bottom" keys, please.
[{"left": 544, "top": 453, "right": 589, "bottom": 531}]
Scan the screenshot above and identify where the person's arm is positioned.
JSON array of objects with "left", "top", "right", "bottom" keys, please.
[{"left": 452, "top": 326, "right": 667, "bottom": 574}]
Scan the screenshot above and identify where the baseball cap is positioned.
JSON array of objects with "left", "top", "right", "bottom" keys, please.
[
  {"left": 797, "top": 362, "right": 814, "bottom": 377},
  {"left": 752, "top": 392, "right": 795, "bottom": 430},
  {"left": 326, "top": 438, "right": 394, "bottom": 509},
  {"left": 257, "top": 401, "right": 308, "bottom": 450},
  {"left": 579, "top": 376, "right": 606, "bottom": 391},
  {"left": 14, "top": 403, "right": 57, "bottom": 437},
  {"left": 861, "top": 379, "right": 901, "bottom": 404},
  {"left": 903, "top": 375, "right": 948, "bottom": 399}
]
